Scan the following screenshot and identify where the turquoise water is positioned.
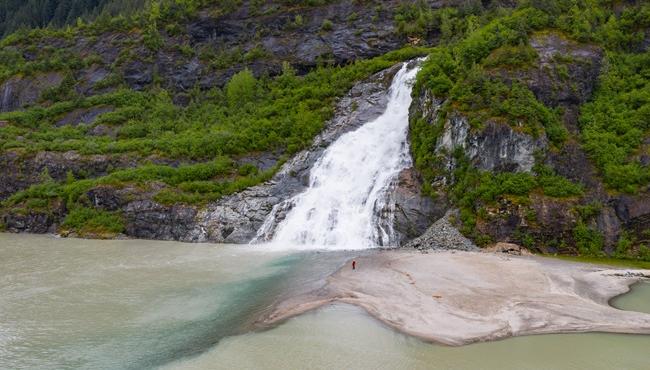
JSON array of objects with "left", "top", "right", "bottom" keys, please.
[
  {"left": 0, "top": 233, "right": 350, "bottom": 369},
  {"left": 1, "top": 233, "right": 649, "bottom": 370},
  {"left": 168, "top": 304, "right": 650, "bottom": 370},
  {"left": 612, "top": 280, "right": 650, "bottom": 314}
]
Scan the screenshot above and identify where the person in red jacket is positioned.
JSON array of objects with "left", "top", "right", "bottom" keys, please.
[{"left": 352, "top": 260, "right": 356, "bottom": 270}]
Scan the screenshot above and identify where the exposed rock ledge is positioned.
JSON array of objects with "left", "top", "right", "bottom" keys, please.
[
  {"left": 3, "top": 62, "right": 440, "bottom": 244},
  {"left": 177, "top": 61, "right": 439, "bottom": 244},
  {"left": 260, "top": 251, "right": 650, "bottom": 345}
]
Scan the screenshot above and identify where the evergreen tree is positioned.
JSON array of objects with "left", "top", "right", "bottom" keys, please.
[{"left": 0, "top": 0, "right": 147, "bottom": 36}]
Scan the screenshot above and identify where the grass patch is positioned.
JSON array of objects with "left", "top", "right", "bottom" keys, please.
[
  {"left": 61, "top": 207, "right": 125, "bottom": 237},
  {"left": 542, "top": 254, "right": 650, "bottom": 270}
]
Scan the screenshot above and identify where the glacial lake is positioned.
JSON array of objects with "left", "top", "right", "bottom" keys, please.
[{"left": 1, "top": 233, "right": 649, "bottom": 370}]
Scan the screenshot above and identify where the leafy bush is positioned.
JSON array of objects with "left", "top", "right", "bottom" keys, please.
[
  {"left": 580, "top": 52, "right": 650, "bottom": 193},
  {"left": 321, "top": 19, "right": 333, "bottom": 31},
  {"left": 226, "top": 69, "right": 258, "bottom": 107},
  {"left": 62, "top": 207, "right": 125, "bottom": 236},
  {"left": 573, "top": 222, "right": 604, "bottom": 256},
  {"left": 482, "top": 43, "right": 538, "bottom": 69}
]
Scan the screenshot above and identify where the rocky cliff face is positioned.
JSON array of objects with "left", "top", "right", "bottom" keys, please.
[
  {"left": 2, "top": 0, "right": 647, "bottom": 257},
  {"left": 190, "top": 63, "right": 437, "bottom": 244},
  {"left": 0, "top": 0, "right": 422, "bottom": 108},
  {"left": 0, "top": 0, "right": 448, "bottom": 242},
  {"left": 0, "top": 72, "right": 65, "bottom": 112},
  {"left": 3, "top": 64, "right": 436, "bottom": 244},
  {"left": 409, "top": 31, "right": 650, "bottom": 254}
]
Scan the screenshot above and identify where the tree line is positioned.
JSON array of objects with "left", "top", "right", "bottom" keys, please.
[{"left": 0, "top": 0, "right": 147, "bottom": 36}]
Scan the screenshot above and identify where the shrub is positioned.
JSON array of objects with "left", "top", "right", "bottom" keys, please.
[
  {"left": 62, "top": 207, "right": 125, "bottom": 236},
  {"left": 321, "top": 19, "right": 334, "bottom": 31},
  {"left": 580, "top": 52, "right": 650, "bottom": 193},
  {"left": 226, "top": 69, "right": 258, "bottom": 107},
  {"left": 573, "top": 222, "right": 604, "bottom": 256},
  {"left": 482, "top": 43, "right": 539, "bottom": 69}
]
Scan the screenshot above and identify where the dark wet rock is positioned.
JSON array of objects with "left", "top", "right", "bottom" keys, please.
[
  {"left": 0, "top": 150, "right": 137, "bottom": 200},
  {"left": 55, "top": 106, "right": 114, "bottom": 127},
  {"left": 235, "top": 151, "right": 283, "bottom": 172},
  {"left": 526, "top": 32, "right": 603, "bottom": 108},
  {"left": 0, "top": 72, "right": 64, "bottom": 112},
  {"left": 76, "top": 65, "right": 112, "bottom": 95},
  {"left": 124, "top": 200, "right": 199, "bottom": 241},
  {"left": 389, "top": 168, "right": 447, "bottom": 244},
  {"left": 122, "top": 59, "right": 153, "bottom": 91},
  {"left": 86, "top": 186, "right": 128, "bottom": 212},
  {"left": 2, "top": 199, "right": 66, "bottom": 234},
  {"left": 88, "top": 124, "right": 117, "bottom": 137},
  {"left": 3, "top": 211, "right": 57, "bottom": 234},
  {"left": 545, "top": 141, "right": 603, "bottom": 190},
  {"left": 614, "top": 194, "right": 650, "bottom": 236},
  {"left": 172, "top": 93, "right": 192, "bottom": 107},
  {"left": 438, "top": 115, "right": 547, "bottom": 173}
]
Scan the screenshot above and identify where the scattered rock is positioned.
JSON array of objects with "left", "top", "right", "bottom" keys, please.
[
  {"left": 404, "top": 211, "right": 478, "bottom": 251},
  {"left": 0, "top": 150, "right": 137, "bottom": 201},
  {"left": 483, "top": 242, "right": 532, "bottom": 256}
]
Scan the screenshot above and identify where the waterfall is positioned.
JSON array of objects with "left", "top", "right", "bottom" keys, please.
[{"left": 258, "top": 61, "right": 421, "bottom": 250}]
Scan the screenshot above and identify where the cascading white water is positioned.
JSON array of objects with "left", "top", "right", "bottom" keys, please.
[{"left": 262, "top": 61, "right": 421, "bottom": 250}]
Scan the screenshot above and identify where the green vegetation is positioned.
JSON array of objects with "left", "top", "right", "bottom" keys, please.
[
  {"left": 61, "top": 207, "right": 125, "bottom": 237},
  {"left": 1, "top": 45, "right": 430, "bottom": 230},
  {"left": 545, "top": 254, "right": 650, "bottom": 269},
  {"left": 321, "top": 19, "right": 333, "bottom": 31},
  {"left": 1, "top": 47, "right": 428, "bottom": 158},
  {"left": 573, "top": 221, "right": 604, "bottom": 256},
  {"left": 580, "top": 52, "right": 650, "bottom": 193},
  {"left": 450, "top": 151, "right": 583, "bottom": 239},
  {"left": 0, "top": 0, "right": 147, "bottom": 36},
  {"left": 0, "top": 0, "right": 434, "bottom": 236},
  {"left": 409, "top": 0, "right": 649, "bottom": 258},
  {"left": 482, "top": 43, "right": 538, "bottom": 69},
  {"left": 0, "top": 0, "right": 648, "bottom": 255}
]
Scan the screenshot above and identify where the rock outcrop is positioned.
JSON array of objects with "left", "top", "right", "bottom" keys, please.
[
  {"left": 437, "top": 113, "right": 547, "bottom": 173},
  {"left": 0, "top": 72, "right": 64, "bottom": 112},
  {"left": 0, "top": 150, "right": 138, "bottom": 201},
  {"left": 389, "top": 167, "right": 447, "bottom": 243},
  {"left": 3, "top": 63, "right": 427, "bottom": 243},
  {"left": 408, "top": 30, "right": 650, "bottom": 254},
  {"left": 191, "top": 64, "right": 413, "bottom": 244}
]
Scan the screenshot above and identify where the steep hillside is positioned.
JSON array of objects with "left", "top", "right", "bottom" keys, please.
[
  {"left": 410, "top": 0, "right": 650, "bottom": 260},
  {"left": 0, "top": 0, "right": 455, "bottom": 237},
  {"left": 0, "top": 0, "right": 648, "bottom": 262}
]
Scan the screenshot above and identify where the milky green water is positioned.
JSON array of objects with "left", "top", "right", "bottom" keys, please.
[{"left": 2, "top": 233, "right": 650, "bottom": 370}]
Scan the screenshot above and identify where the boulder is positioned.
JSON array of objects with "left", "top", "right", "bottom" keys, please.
[
  {"left": 55, "top": 106, "right": 114, "bottom": 127},
  {"left": 483, "top": 242, "right": 532, "bottom": 255},
  {"left": 0, "top": 72, "right": 64, "bottom": 112}
]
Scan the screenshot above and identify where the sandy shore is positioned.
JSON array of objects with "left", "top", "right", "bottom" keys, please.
[{"left": 261, "top": 250, "right": 650, "bottom": 345}]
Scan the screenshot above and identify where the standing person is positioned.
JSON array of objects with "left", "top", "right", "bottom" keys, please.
[{"left": 352, "top": 260, "right": 356, "bottom": 270}]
